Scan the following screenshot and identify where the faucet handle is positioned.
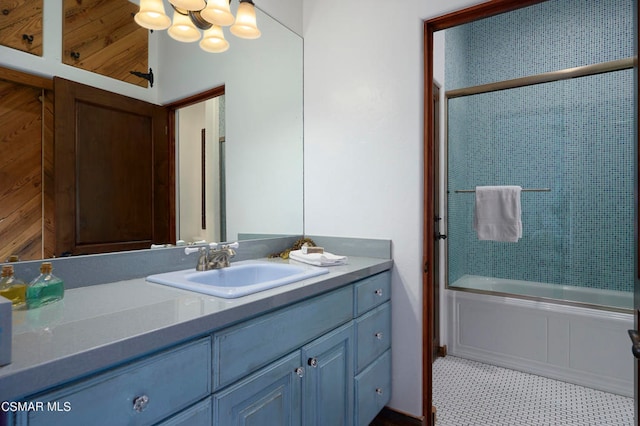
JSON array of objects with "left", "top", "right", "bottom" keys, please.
[
  {"left": 184, "top": 247, "right": 201, "bottom": 255},
  {"left": 209, "top": 242, "right": 239, "bottom": 249}
]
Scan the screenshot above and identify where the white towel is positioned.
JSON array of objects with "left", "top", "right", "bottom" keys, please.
[
  {"left": 473, "top": 185, "right": 522, "bottom": 242},
  {"left": 289, "top": 249, "right": 348, "bottom": 266}
]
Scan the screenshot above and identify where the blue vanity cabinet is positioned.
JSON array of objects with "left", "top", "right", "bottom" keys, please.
[
  {"left": 212, "top": 285, "right": 355, "bottom": 425},
  {"left": 12, "top": 267, "right": 392, "bottom": 426},
  {"left": 212, "top": 352, "right": 302, "bottom": 425},
  {"left": 302, "top": 322, "right": 354, "bottom": 426},
  {"left": 212, "top": 322, "right": 354, "bottom": 426},
  {"left": 352, "top": 271, "right": 392, "bottom": 426},
  {"left": 355, "top": 350, "right": 391, "bottom": 426},
  {"left": 18, "top": 338, "right": 212, "bottom": 426},
  {"left": 212, "top": 285, "right": 353, "bottom": 391},
  {"left": 157, "top": 397, "right": 213, "bottom": 426},
  {"left": 355, "top": 302, "right": 391, "bottom": 372},
  {"left": 211, "top": 271, "right": 391, "bottom": 426}
]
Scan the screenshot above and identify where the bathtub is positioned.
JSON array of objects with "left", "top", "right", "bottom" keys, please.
[
  {"left": 451, "top": 274, "right": 633, "bottom": 310},
  {"left": 446, "top": 275, "right": 634, "bottom": 397}
]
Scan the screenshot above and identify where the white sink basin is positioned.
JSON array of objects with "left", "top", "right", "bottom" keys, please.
[{"left": 146, "top": 261, "right": 329, "bottom": 298}]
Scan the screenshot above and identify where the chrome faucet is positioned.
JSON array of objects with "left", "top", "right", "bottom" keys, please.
[
  {"left": 207, "top": 242, "right": 238, "bottom": 269},
  {"left": 185, "top": 242, "right": 239, "bottom": 271}
]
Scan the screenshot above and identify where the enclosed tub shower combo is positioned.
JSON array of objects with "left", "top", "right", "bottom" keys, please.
[{"left": 443, "top": 0, "right": 635, "bottom": 397}]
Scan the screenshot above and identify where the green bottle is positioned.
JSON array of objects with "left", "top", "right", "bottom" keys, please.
[
  {"left": 0, "top": 265, "right": 27, "bottom": 309},
  {"left": 26, "top": 262, "right": 64, "bottom": 309}
]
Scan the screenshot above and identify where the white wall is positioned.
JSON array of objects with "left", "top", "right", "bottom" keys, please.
[
  {"left": 302, "top": 0, "right": 488, "bottom": 418},
  {"left": 256, "top": 0, "right": 303, "bottom": 36}
]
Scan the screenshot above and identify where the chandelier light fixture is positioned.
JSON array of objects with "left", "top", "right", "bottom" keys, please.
[{"left": 134, "top": 0, "right": 261, "bottom": 53}]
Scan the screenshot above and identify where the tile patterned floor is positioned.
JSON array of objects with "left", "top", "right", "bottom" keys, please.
[{"left": 432, "top": 356, "right": 634, "bottom": 426}]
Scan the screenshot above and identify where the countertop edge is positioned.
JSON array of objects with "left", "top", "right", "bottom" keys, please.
[{"left": 1, "top": 259, "right": 393, "bottom": 401}]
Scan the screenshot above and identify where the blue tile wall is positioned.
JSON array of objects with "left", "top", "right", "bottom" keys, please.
[
  {"left": 445, "top": 0, "right": 634, "bottom": 90},
  {"left": 445, "top": 0, "right": 635, "bottom": 292}
]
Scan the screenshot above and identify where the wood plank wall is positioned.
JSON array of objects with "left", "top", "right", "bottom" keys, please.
[
  {"left": 0, "top": 79, "right": 43, "bottom": 261},
  {"left": 63, "top": 0, "right": 149, "bottom": 88},
  {"left": 0, "top": 0, "right": 43, "bottom": 56}
]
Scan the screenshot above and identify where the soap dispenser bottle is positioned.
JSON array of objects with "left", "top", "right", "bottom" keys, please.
[
  {"left": 0, "top": 265, "right": 27, "bottom": 309},
  {"left": 26, "top": 262, "right": 64, "bottom": 309}
]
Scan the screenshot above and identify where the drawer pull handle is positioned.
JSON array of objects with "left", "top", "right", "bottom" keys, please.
[
  {"left": 374, "top": 289, "right": 383, "bottom": 297},
  {"left": 295, "top": 367, "right": 304, "bottom": 378},
  {"left": 132, "top": 395, "right": 150, "bottom": 412},
  {"left": 308, "top": 357, "right": 318, "bottom": 368},
  {"left": 375, "top": 388, "right": 383, "bottom": 395},
  {"left": 374, "top": 332, "right": 383, "bottom": 340}
]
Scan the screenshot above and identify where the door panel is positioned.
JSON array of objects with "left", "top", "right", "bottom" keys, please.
[
  {"left": 432, "top": 82, "right": 441, "bottom": 362},
  {"left": 302, "top": 322, "right": 354, "bottom": 426},
  {"left": 54, "top": 77, "right": 170, "bottom": 256},
  {"left": 213, "top": 352, "right": 302, "bottom": 426}
]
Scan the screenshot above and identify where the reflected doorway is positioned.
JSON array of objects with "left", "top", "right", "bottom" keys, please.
[{"left": 168, "top": 86, "right": 226, "bottom": 245}]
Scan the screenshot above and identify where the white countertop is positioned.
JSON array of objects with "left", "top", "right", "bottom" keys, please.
[{"left": 0, "top": 256, "right": 392, "bottom": 401}]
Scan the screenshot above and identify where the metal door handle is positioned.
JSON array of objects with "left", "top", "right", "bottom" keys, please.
[{"left": 628, "top": 330, "right": 640, "bottom": 359}]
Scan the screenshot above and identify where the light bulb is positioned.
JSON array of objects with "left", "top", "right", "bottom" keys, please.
[
  {"left": 201, "top": 0, "right": 235, "bottom": 27},
  {"left": 230, "top": 1, "right": 261, "bottom": 39},
  {"left": 200, "top": 25, "right": 230, "bottom": 53},
  {"left": 168, "top": 10, "right": 201, "bottom": 42},
  {"left": 169, "top": 0, "right": 206, "bottom": 10},
  {"left": 134, "top": 0, "right": 171, "bottom": 30}
]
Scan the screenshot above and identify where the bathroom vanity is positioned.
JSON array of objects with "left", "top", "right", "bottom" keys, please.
[{"left": 0, "top": 246, "right": 392, "bottom": 426}]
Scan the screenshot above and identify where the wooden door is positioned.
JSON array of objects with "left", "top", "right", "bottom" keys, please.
[
  {"left": 432, "top": 82, "right": 442, "bottom": 362},
  {"left": 54, "top": 77, "right": 170, "bottom": 256}
]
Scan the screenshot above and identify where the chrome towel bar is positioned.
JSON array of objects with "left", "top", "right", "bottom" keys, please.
[{"left": 453, "top": 188, "right": 551, "bottom": 193}]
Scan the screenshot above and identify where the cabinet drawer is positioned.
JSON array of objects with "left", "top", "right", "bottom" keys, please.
[
  {"left": 157, "top": 397, "right": 212, "bottom": 426},
  {"left": 355, "top": 302, "right": 391, "bottom": 373},
  {"left": 24, "top": 338, "right": 211, "bottom": 426},
  {"left": 353, "top": 271, "right": 391, "bottom": 316},
  {"left": 354, "top": 350, "right": 391, "bottom": 426},
  {"left": 213, "top": 285, "right": 353, "bottom": 389}
]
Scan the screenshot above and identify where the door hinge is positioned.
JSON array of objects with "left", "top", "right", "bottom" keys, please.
[{"left": 424, "top": 261, "right": 429, "bottom": 273}]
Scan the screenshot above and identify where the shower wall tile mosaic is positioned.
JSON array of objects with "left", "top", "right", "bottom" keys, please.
[{"left": 445, "top": 0, "right": 635, "bottom": 292}]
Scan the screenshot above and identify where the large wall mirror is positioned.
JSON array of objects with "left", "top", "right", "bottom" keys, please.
[
  {"left": 161, "top": 5, "right": 304, "bottom": 245},
  {"left": 0, "top": 2, "right": 303, "bottom": 262}
]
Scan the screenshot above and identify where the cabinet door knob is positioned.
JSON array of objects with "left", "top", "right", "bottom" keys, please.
[
  {"left": 374, "top": 289, "right": 383, "bottom": 297},
  {"left": 132, "top": 395, "right": 149, "bottom": 412},
  {"left": 374, "top": 332, "right": 383, "bottom": 340},
  {"left": 375, "top": 388, "right": 383, "bottom": 395},
  {"left": 308, "top": 357, "right": 318, "bottom": 368},
  {"left": 295, "top": 367, "right": 304, "bottom": 378}
]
